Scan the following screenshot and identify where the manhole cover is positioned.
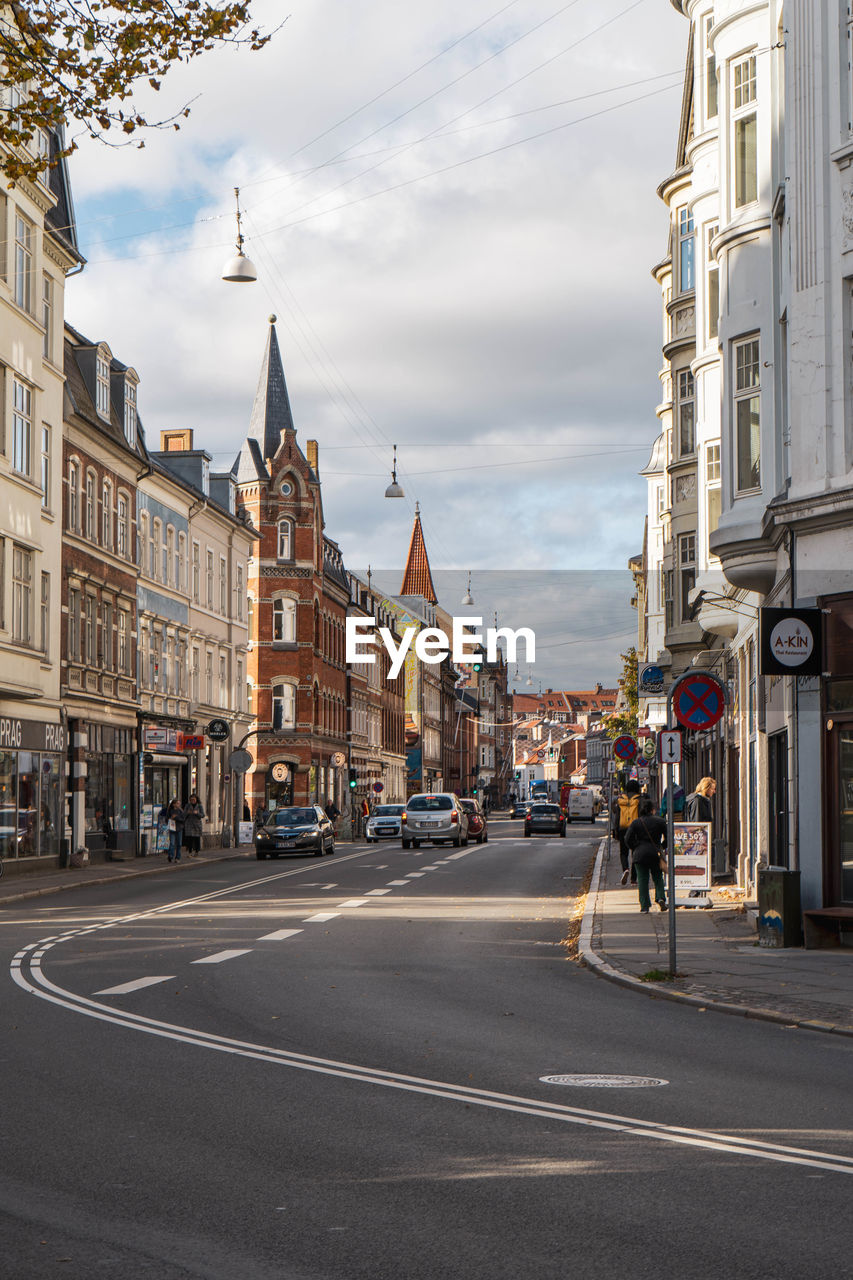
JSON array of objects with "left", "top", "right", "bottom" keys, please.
[{"left": 540, "top": 1074, "right": 668, "bottom": 1088}]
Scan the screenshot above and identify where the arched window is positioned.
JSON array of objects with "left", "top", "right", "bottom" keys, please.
[
  {"left": 277, "top": 519, "right": 292, "bottom": 561},
  {"left": 271, "top": 683, "right": 295, "bottom": 730},
  {"left": 273, "top": 597, "right": 296, "bottom": 643},
  {"left": 85, "top": 469, "right": 96, "bottom": 539},
  {"left": 68, "top": 461, "right": 80, "bottom": 532}
]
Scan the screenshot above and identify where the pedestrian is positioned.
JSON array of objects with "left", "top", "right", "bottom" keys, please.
[
  {"left": 612, "top": 778, "right": 642, "bottom": 886},
  {"left": 160, "top": 798, "right": 185, "bottom": 862},
  {"left": 685, "top": 776, "right": 716, "bottom": 823},
  {"left": 326, "top": 798, "right": 340, "bottom": 835},
  {"left": 183, "top": 793, "right": 205, "bottom": 857},
  {"left": 625, "top": 797, "right": 668, "bottom": 913},
  {"left": 659, "top": 784, "right": 686, "bottom": 818}
]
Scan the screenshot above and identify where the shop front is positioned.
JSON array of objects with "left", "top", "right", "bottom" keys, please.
[
  {"left": 823, "top": 595, "right": 853, "bottom": 909},
  {"left": 0, "top": 716, "right": 65, "bottom": 867},
  {"left": 83, "top": 722, "right": 136, "bottom": 857},
  {"left": 139, "top": 724, "right": 189, "bottom": 855},
  {"left": 264, "top": 760, "right": 295, "bottom": 814}
]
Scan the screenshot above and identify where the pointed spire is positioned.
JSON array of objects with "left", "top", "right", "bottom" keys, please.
[
  {"left": 248, "top": 315, "right": 296, "bottom": 461},
  {"left": 400, "top": 502, "right": 438, "bottom": 604}
]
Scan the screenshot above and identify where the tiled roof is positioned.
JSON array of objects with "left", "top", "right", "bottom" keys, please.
[{"left": 400, "top": 504, "right": 437, "bottom": 604}]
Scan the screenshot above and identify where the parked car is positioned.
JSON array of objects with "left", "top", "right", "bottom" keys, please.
[
  {"left": 458, "top": 797, "right": 488, "bottom": 844},
  {"left": 567, "top": 788, "right": 596, "bottom": 824},
  {"left": 401, "top": 793, "right": 469, "bottom": 848},
  {"left": 365, "top": 804, "right": 405, "bottom": 842},
  {"left": 255, "top": 806, "right": 335, "bottom": 858},
  {"left": 523, "top": 802, "right": 566, "bottom": 838}
]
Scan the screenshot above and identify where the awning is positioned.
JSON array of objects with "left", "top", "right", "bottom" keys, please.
[{"left": 145, "top": 753, "right": 189, "bottom": 766}]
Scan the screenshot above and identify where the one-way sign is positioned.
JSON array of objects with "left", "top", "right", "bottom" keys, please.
[{"left": 658, "top": 729, "right": 683, "bottom": 763}]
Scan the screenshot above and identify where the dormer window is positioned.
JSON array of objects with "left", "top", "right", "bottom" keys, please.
[
  {"left": 96, "top": 351, "right": 111, "bottom": 419},
  {"left": 124, "top": 378, "right": 137, "bottom": 448}
]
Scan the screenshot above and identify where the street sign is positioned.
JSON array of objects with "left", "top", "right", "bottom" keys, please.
[
  {"left": 641, "top": 736, "right": 657, "bottom": 760},
  {"left": 613, "top": 735, "right": 637, "bottom": 761},
  {"left": 638, "top": 663, "right": 665, "bottom": 696},
  {"left": 659, "top": 729, "right": 683, "bottom": 764},
  {"left": 331, "top": 751, "right": 347, "bottom": 767},
  {"left": 373, "top": 781, "right": 384, "bottom": 793},
  {"left": 206, "top": 718, "right": 230, "bottom": 742},
  {"left": 229, "top": 749, "right": 253, "bottom": 774},
  {"left": 180, "top": 733, "right": 205, "bottom": 751},
  {"left": 672, "top": 673, "right": 725, "bottom": 730}
]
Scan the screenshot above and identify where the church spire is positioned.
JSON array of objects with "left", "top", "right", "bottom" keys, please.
[
  {"left": 248, "top": 315, "right": 296, "bottom": 461},
  {"left": 400, "top": 502, "right": 438, "bottom": 604}
]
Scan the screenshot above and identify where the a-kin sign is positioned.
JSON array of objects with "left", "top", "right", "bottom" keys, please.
[{"left": 759, "top": 607, "right": 823, "bottom": 677}]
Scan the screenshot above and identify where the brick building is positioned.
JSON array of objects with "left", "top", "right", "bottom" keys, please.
[{"left": 235, "top": 318, "right": 348, "bottom": 813}]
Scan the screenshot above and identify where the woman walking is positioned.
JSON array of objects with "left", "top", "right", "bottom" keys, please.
[
  {"left": 161, "top": 798, "right": 185, "bottom": 863},
  {"left": 183, "top": 793, "right": 205, "bottom": 857},
  {"left": 625, "top": 797, "right": 668, "bottom": 914}
]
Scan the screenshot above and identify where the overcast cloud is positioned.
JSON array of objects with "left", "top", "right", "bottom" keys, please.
[{"left": 64, "top": 0, "right": 687, "bottom": 687}]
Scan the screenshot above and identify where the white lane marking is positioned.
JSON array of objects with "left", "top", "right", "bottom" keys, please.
[
  {"left": 321, "top": 884, "right": 337, "bottom": 889},
  {"left": 192, "top": 950, "right": 253, "bottom": 964},
  {"left": 421, "top": 866, "right": 441, "bottom": 871},
  {"left": 365, "top": 888, "right": 391, "bottom": 896},
  {"left": 258, "top": 929, "right": 304, "bottom": 942},
  {"left": 445, "top": 850, "right": 472, "bottom": 860},
  {"left": 404, "top": 873, "right": 425, "bottom": 878},
  {"left": 95, "top": 975, "right": 176, "bottom": 996},
  {"left": 14, "top": 954, "right": 853, "bottom": 1178},
  {"left": 386, "top": 880, "right": 410, "bottom": 886},
  {"left": 303, "top": 913, "right": 340, "bottom": 923},
  {"left": 337, "top": 900, "right": 368, "bottom": 908}
]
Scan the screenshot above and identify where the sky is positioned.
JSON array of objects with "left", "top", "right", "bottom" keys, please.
[{"left": 63, "top": 0, "right": 689, "bottom": 689}]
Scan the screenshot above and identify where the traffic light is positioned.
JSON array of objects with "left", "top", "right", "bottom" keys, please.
[
  {"left": 472, "top": 654, "right": 482, "bottom": 672},
  {"left": 348, "top": 768, "right": 357, "bottom": 790},
  {"left": 473, "top": 786, "right": 478, "bottom": 797},
  {"left": 514, "top": 770, "right": 521, "bottom": 780}
]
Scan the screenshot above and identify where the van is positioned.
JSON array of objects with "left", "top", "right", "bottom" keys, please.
[{"left": 568, "top": 788, "right": 595, "bottom": 824}]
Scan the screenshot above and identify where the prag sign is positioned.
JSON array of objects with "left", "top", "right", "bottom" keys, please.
[{"left": 0, "top": 717, "right": 65, "bottom": 752}]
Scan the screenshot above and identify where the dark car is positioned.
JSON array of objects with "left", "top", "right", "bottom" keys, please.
[
  {"left": 523, "top": 802, "right": 566, "bottom": 838},
  {"left": 458, "top": 797, "right": 488, "bottom": 844},
  {"left": 509, "top": 799, "right": 528, "bottom": 819},
  {"left": 255, "top": 806, "right": 335, "bottom": 858}
]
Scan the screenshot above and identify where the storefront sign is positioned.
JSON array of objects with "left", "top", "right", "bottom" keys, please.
[
  {"left": 0, "top": 717, "right": 65, "bottom": 752},
  {"left": 180, "top": 733, "right": 205, "bottom": 751},
  {"left": 206, "top": 718, "right": 230, "bottom": 742},
  {"left": 143, "top": 727, "right": 178, "bottom": 751},
  {"left": 638, "top": 663, "right": 665, "bottom": 696},
  {"left": 759, "top": 607, "right": 823, "bottom": 677},
  {"left": 271, "top": 762, "right": 289, "bottom": 782}
]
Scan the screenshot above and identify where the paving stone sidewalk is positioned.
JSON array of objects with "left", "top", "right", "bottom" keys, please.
[{"left": 579, "top": 836, "right": 853, "bottom": 1038}]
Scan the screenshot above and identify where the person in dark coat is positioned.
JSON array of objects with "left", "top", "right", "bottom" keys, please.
[
  {"left": 625, "top": 797, "right": 668, "bottom": 913},
  {"left": 183, "top": 793, "right": 205, "bottom": 857},
  {"left": 161, "top": 798, "right": 185, "bottom": 862},
  {"left": 685, "top": 776, "right": 716, "bottom": 823}
]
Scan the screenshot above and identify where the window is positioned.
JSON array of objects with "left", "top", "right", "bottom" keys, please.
[
  {"left": 102, "top": 481, "right": 113, "bottom": 550},
  {"left": 706, "top": 442, "right": 721, "bottom": 482},
  {"left": 40, "top": 572, "right": 49, "bottom": 654},
  {"left": 85, "top": 471, "right": 96, "bottom": 539},
  {"left": 677, "top": 205, "right": 694, "bottom": 293},
  {"left": 152, "top": 628, "right": 162, "bottom": 690},
  {"left": 68, "top": 588, "right": 80, "bottom": 661},
  {"left": 42, "top": 274, "right": 54, "bottom": 361},
  {"left": 68, "top": 462, "right": 80, "bottom": 532},
  {"left": 679, "top": 534, "right": 696, "bottom": 621},
  {"left": 102, "top": 600, "right": 113, "bottom": 670},
  {"left": 219, "top": 653, "right": 226, "bottom": 706},
  {"left": 178, "top": 533, "right": 186, "bottom": 592},
  {"left": 277, "top": 519, "right": 292, "bottom": 560},
  {"left": 247, "top": 595, "right": 254, "bottom": 641},
  {"left": 164, "top": 634, "right": 173, "bottom": 694},
  {"left": 192, "top": 541, "right": 200, "bottom": 602},
  {"left": 219, "top": 556, "right": 227, "bottom": 613},
  {"left": 165, "top": 527, "right": 174, "bottom": 586},
  {"left": 96, "top": 352, "right": 111, "bottom": 419},
  {"left": 236, "top": 657, "right": 244, "bottom": 712},
  {"left": 40, "top": 425, "right": 50, "bottom": 508},
  {"left": 273, "top": 597, "right": 296, "bottom": 643},
  {"left": 205, "top": 650, "right": 213, "bottom": 703},
  {"left": 732, "top": 55, "right": 757, "bottom": 208},
  {"left": 117, "top": 494, "right": 129, "bottom": 559},
  {"left": 192, "top": 646, "right": 200, "bottom": 702},
  {"left": 656, "top": 485, "right": 665, "bottom": 520},
  {"left": 124, "top": 379, "right": 137, "bottom": 448},
  {"left": 152, "top": 520, "right": 162, "bottom": 581},
  {"left": 706, "top": 223, "right": 719, "bottom": 341},
  {"left": 83, "top": 595, "right": 96, "bottom": 664},
  {"left": 677, "top": 369, "right": 695, "bottom": 456},
  {"left": 734, "top": 337, "right": 761, "bottom": 491},
  {"left": 118, "top": 610, "right": 129, "bottom": 674},
  {"left": 206, "top": 549, "right": 214, "bottom": 608},
  {"left": 236, "top": 565, "right": 244, "bottom": 621},
  {"left": 175, "top": 637, "right": 184, "bottom": 696},
  {"left": 705, "top": 16, "right": 717, "bottom": 120},
  {"left": 14, "top": 214, "right": 33, "bottom": 311},
  {"left": 12, "top": 379, "right": 32, "bottom": 476},
  {"left": 272, "top": 682, "right": 295, "bottom": 730}
]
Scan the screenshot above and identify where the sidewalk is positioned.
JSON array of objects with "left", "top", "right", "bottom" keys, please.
[{"left": 580, "top": 835, "right": 853, "bottom": 1038}]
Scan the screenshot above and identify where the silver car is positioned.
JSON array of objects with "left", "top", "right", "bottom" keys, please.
[
  {"left": 402, "top": 793, "right": 469, "bottom": 849},
  {"left": 365, "top": 804, "right": 405, "bottom": 842}
]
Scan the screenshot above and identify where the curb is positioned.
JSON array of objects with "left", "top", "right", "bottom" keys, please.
[
  {"left": 0, "top": 848, "right": 253, "bottom": 906},
  {"left": 578, "top": 838, "right": 853, "bottom": 1039}
]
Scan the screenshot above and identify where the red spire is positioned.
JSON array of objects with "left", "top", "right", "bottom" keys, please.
[{"left": 400, "top": 504, "right": 437, "bottom": 604}]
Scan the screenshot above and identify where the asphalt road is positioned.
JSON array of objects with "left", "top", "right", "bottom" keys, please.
[{"left": 2, "top": 818, "right": 852, "bottom": 1279}]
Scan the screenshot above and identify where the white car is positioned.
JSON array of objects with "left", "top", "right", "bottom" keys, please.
[
  {"left": 365, "top": 804, "right": 405, "bottom": 842},
  {"left": 567, "top": 788, "right": 596, "bottom": 824}
]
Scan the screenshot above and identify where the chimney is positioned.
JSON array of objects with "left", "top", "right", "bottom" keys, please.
[
  {"left": 161, "top": 428, "right": 193, "bottom": 451},
  {"left": 307, "top": 439, "right": 319, "bottom": 476}
]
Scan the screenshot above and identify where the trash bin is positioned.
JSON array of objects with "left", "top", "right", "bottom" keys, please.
[{"left": 757, "top": 866, "right": 802, "bottom": 948}]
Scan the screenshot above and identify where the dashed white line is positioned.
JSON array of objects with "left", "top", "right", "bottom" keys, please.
[
  {"left": 258, "top": 928, "right": 304, "bottom": 941},
  {"left": 96, "top": 976, "right": 175, "bottom": 996},
  {"left": 386, "top": 880, "right": 410, "bottom": 886},
  {"left": 338, "top": 900, "right": 368, "bottom": 908},
  {"left": 365, "top": 888, "right": 392, "bottom": 896},
  {"left": 192, "top": 950, "right": 253, "bottom": 965},
  {"left": 404, "top": 872, "right": 425, "bottom": 878},
  {"left": 303, "top": 913, "right": 340, "bottom": 923}
]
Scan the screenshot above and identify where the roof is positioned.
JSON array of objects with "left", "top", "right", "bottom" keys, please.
[
  {"left": 248, "top": 317, "right": 296, "bottom": 462},
  {"left": 400, "top": 504, "right": 437, "bottom": 604}
]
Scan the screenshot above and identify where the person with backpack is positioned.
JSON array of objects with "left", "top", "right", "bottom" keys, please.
[
  {"left": 612, "top": 778, "right": 642, "bottom": 886},
  {"left": 625, "top": 797, "right": 668, "bottom": 913}
]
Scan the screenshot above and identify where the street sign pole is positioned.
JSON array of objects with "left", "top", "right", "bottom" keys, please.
[{"left": 664, "top": 669, "right": 728, "bottom": 977}]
